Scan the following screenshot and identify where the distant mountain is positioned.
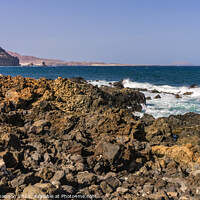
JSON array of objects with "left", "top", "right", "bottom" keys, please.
[
  {"left": 8, "top": 51, "right": 137, "bottom": 66},
  {"left": 7, "top": 50, "right": 195, "bottom": 67},
  {"left": 7, "top": 51, "right": 68, "bottom": 66},
  {"left": 8, "top": 51, "right": 115, "bottom": 66},
  {"left": 0, "top": 47, "right": 20, "bottom": 66}
]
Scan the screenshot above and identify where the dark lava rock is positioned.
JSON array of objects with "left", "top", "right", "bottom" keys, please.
[
  {"left": 10, "top": 172, "right": 39, "bottom": 188},
  {"left": 112, "top": 81, "right": 124, "bottom": 89},
  {"left": 150, "top": 89, "right": 160, "bottom": 93},
  {"left": 0, "top": 75, "right": 199, "bottom": 198},
  {"left": 145, "top": 117, "right": 172, "bottom": 145},
  {"left": 77, "top": 172, "right": 97, "bottom": 186},
  {"left": 50, "top": 170, "right": 66, "bottom": 184},
  {"left": 95, "top": 142, "right": 120, "bottom": 165},
  {"left": 141, "top": 113, "right": 155, "bottom": 126},
  {"left": 0, "top": 47, "right": 20, "bottom": 66},
  {"left": 100, "top": 181, "right": 113, "bottom": 194},
  {"left": 101, "top": 86, "right": 146, "bottom": 111},
  {"left": 175, "top": 94, "right": 182, "bottom": 98},
  {"left": 105, "top": 176, "right": 120, "bottom": 189},
  {"left": 154, "top": 94, "right": 161, "bottom": 99},
  {"left": 8, "top": 134, "right": 21, "bottom": 151},
  {"left": 146, "top": 96, "right": 152, "bottom": 100},
  {"left": 190, "top": 84, "right": 199, "bottom": 88},
  {"left": 69, "top": 77, "right": 87, "bottom": 84},
  {"left": 3, "top": 152, "right": 18, "bottom": 168},
  {"left": 61, "top": 185, "right": 75, "bottom": 195},
  {"left": 183, "top": 92, "right": 193, "bottom": 95}
]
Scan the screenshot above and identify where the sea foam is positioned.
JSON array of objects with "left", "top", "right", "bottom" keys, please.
[{"left": 90, "top": 79, "right": 200, "bottom": 118}]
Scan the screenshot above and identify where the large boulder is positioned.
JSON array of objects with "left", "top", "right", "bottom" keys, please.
[
  {"left": 145, "top": 118, "right": 172, "bottom": 145},
  {"left": 21, "top": 183, "right": 57, "bottom": 200},
  {"left": 101, "top": 86, "right": 146, "bottom": 112},
  {"left": 152, "top": 143, "right": 200, "bottom": 167}
]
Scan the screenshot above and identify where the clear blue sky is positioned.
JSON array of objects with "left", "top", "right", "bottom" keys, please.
[{"left": 1, "top": 0, "right": 200, "bottom": 64}]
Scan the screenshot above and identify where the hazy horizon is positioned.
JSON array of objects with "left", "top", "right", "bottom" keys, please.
[{"left": 1, "top": 0, "right": 200, "bottom": 65}]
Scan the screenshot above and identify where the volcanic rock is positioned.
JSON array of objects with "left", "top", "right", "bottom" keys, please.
[
  {"left": 154, "top": 94, "right": 161, "bottom": 99},
  {"left": 112, "top": 81, "right": 124, "bottom": 89},
  {"left": 145, "top": 118, "right": 172, "bottom": 145},
  {"left": 0, "top": 75, "right": 199, "bottom": 198},
  {"left": 152, "top": 143, "right": 200, "bottom": 167},
  {"left": 183, "top": 92, "right": 193, "bottom": 95},
  {"left": 22, "top": 183, "right": 57, "bottom": 200},
  {"left": 0, "top": 47, "right": 20, "bottom": 66},
  {"left": 190, "top": 84, "right": 198, "bottom": 88}
]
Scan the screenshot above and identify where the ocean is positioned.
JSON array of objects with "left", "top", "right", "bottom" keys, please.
[{"left": 0, "top": 66, "right": 200, "bottom": 118}]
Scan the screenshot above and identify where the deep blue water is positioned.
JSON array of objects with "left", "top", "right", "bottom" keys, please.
[
  {"left": 0, "top": 66, "right": 200, "bottom": 117},
  {"left": 0, "top": 66, "right": 200, "bottom": 86}
]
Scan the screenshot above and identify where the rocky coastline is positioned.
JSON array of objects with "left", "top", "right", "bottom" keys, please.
[{"left": 0, "top": 75, "right": 199, "bottom": 199}]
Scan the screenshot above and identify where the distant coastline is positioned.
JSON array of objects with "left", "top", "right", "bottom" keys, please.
[
  {"left": 7, "top": 51, "right": 198, "bottom": 67},
  {"left": 0, "top": 47, "right": 197, "bottom": 67},
  {"left": 3, "top": 64, "right": 200, "bottom": 67}
]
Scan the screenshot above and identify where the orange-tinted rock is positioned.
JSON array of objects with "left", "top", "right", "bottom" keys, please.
[{"left": 152, "top": 144, "right": 200, "bottom": 167}]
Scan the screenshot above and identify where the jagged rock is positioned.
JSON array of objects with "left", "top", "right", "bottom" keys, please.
[
  {"left": 183, "top": 92, "right": 193, "bottom": 95},
  {"left": 146, "top": 96, "right": 152, "bottom": 100},
  {"left": 148, "top": 191, "right": 170, "bottom": 200},
  {"left": 166, "top": 113, "right": 200, "bottom": 146},
  {"left": 31, "top": 151, "right": 42, "bottom": 162},
  {"left": 28, "top": 120, "right": 51, "bottom": 135},
  {"left": 21, "top": 183, "right": 57, "bottom": 200},
  {"left": 101, "top": 86, "right": 146, "bottom": 111},
  {"left": 70, "top": 154, "right": 84, "bottom": 163},
  {"left": 95, "top": 142, "right": 120, "bottom": 167},
  {"left": 0, "top": 75, "right": 199, "bottom": 198},
  {"left": 112, "top": 81, "right": 124, "bottom": 89},
  {"left": 61, "top": 185, "right": 75, "bottom": 194},
  {"left": 36, "top": 167, "right": 53, "bottom": 180},
  {"left": 0, "top": 133, "right": 21, "bottom": 150},
  {"left": 50, "top": 171, "right": 66, "bottom": 184},
  {"left": 190, "top": 84, "right": 198, "bottom": 88},
  {"left": 141, "top": 113, "right": 155, "bottom": 126},
  {"left": 143, "top": 184, "right": 154, "bottom": 194},
  {"left": 152, "top": 144, "right": 200, "bottom": 167},
  {"left": 43, "top": 152, "right": 51, "bottom": 163},
  {"left": 150, "top": 89, "right": 160, "bottom": 93},
  {"left": 175, "top": 94, "right": 182, "bottom": 98},
  {"left": 105, "top": 176, "right": 120, "bottom": 189},
  {"left": 77, "top": 172, "right": 97, "bottom": 186},
  {"left": 69, "top": 77, "right": 87, "bottom": 84},
  {"left": 10, "top": 172, "right": 39, "bottom": 188},
  {"left": 145, "top": 118, "right": 172, "bottom": 145},
  {"left": 3, "top": 152, "right": 19, "bottom": 169},
  {"left": 100, "top": 181, "right": 113, "bottom": 194},
  {"left": 154, "top": 94, "right": 161, "bottom": 99},
  {"left": 0, "top": 112, "right": 24, "bottom": 126},
  {"left": 0, "top": 47, "right": 20, "bottom": 66},
  {"left": 116, "top": 187, "right": 128, "bottom": 194}
]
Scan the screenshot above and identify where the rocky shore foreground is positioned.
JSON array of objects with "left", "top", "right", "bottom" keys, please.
[{"left": 0, "top": 75, "right": 199, "bottom": 200}]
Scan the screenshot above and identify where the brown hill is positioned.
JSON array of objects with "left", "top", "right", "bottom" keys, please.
[
  {"left": 8, "top": 51, "right": 111, "bottom": 66},
  {"left": 7, "top": 51, "right": 68, "bottom": 66}
]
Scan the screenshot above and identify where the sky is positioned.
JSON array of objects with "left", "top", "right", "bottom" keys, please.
[{"left": 1, "top": 0, "right": 200, "bottom": 65}]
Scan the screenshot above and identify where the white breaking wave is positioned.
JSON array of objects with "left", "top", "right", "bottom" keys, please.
[{"left": 89, "top": 79, "right": 200, "bottom": 118}]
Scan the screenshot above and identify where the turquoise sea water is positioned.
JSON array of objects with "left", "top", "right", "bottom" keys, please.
[{"left": 0, "top": 66, "right": 200, "bottom": 118}]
